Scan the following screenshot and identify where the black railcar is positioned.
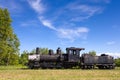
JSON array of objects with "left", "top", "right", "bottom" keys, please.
[
  {"left": 27, "top": 47, "right": 115, "bottom": 69},
  {"left": 81, "top": 54, "right": 115, "bottom": 69}
]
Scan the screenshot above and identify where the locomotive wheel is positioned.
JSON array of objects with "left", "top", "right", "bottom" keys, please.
[
  {"left": 28, "top": 63, "right": 34, "bottom": 69},
  {"left": 89, "top": 65, "right": 94, "bottom": 69},
  {"left": 91, "top": 65, "right": 94, "bottom": 69},
  {"left": 87, "top": 66, "right": 90, "bottom": 69},
  {"left": 99, "top": 66, "right": 105, "bottom": 69},
  {"left": 111, "top": 65, "right": 113, "bottom": 69},
  {"left": 56, "top": 63, "right": 62, "bottom": 69},
  {"left": 84, "top": 65, "right": 86, "bottom": 69},
  {"left": 112, "top": 65, "right": 115, "bottom": 69},
  {"left": 81, "top": 65, "right": 85, "bottom": 69},
  {"left": 109, "top": 65, "right": 114, "bottom": 69},
  {"left": 81, "top": 65, "right": 84, "bottom": 69},
  {"left": 87, "top": 66, "right": 92, "bottom": 69},
  {"left": 98, "top": 66, "right": 102, "bottom": 69}
]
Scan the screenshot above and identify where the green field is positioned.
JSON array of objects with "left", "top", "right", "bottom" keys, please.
[{"left": 0, "top": 66, "right": 120, "bottom": 80}]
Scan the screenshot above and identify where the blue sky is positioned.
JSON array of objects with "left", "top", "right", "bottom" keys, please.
[{"left": 0, "top": 0, "right": 120, "bottom": 57}]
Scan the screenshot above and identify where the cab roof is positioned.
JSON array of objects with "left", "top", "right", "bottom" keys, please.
[{"left": 66, "top": 47, "right": 85, "bottom": 51}]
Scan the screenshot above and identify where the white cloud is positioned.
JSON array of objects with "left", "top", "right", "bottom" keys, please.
[
  {"left": 27, "top": 0, "right": 90, "bottom": 41},
  {"left": 68, "top": 4, "right": 103, "bottom": 21},
  {"left": 107, "top": 53, "right": 120, "bottom": 58},
  {"left": 98, "top": 52, "right": 120, "bottom": 59},
  {"left": 38, "top": 17, "right": 89, "bottom": 41},
  {"left": 38, "top": 17, "right": 56, "bottom": 30},
  {"left": 107, "top": 41, "right": 115, "bottom": 45},
  {"left": 69, "top": 5, "right": 99, "bottom": 13},
  {"left": 20, "top": 20, "right": 39, "bottom": 27},
  {"left": 27, "top": 0, "right": 57, "bottom": 30},
  {"left": 0, "top": 0, "right": 22, "bottom": 14},
  {"left": 57, "top": 27, "right": 89, "bottom": 41},
  {"left": 27, "top": 0, "right": 45, "bottom": 14},
  {"left": 89, "top": 0, "right": 111, "bottom": 4}
]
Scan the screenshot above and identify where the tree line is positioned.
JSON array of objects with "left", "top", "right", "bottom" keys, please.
[{"left": 0, "top": 8, "right": 120, "bottom": 67}]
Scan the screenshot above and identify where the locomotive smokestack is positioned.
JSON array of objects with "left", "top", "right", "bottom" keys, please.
[
  {"left": 49, "top": 49, "right": 54, "bottom": 55},
  {"left": 36, "top": 47, "right": 40, "bottom": 54},
  {"left": 57, "top": 47, "right": 61, "bottom": 54}
]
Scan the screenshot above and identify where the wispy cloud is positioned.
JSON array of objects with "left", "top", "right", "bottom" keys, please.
[
  {"left": 107, "top": 41, "right": 115, "bottom": 45},
  {"left": 27, "top": 0, "right": 109, "bottom": 41},
  {"left": 68, "top": 4, "right": 101, "bottom": 13},
  {"left": 0, "top": 0, "right": 22, "bottom": 14},
  {"left": 38, "top": 16, "right": 89, "bottom": 41},
  {"left": 20, "top": 20, "right": 39, "bottom": 27},
  {"left": 27, "top": 0, "right": 45, "bottom": 14},
  {"left": 50, "top": 1, "right": 105, "bottom": 23},
  {"left": 57, "top": 27, "right": 89, "bottom": 41},
  {"left": 88, "top": 0, "right": 111, "bottom": 4},
  {"left": 38, "top": 17, "right": 56, "bottom": 30},
  {"left": 67, "top": 4, "right": 103, "bottom": 21}
]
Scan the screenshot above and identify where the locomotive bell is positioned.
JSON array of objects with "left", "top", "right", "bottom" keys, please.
[{"left": 36, "top": 47, "right": 40, "bottom": 54}]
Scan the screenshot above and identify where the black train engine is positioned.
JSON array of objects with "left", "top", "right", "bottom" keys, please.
[
  {"left": 27, "top": 47, "right": 115, "bottom": 69},
  {"left": 27, "top": 47, "right": 84, "bottom": 69}
]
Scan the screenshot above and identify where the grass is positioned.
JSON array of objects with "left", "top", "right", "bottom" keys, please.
[
  {"left": 0, "top": 66, "right": 120, "bottom": 80},
  {"left": 0, "top": 65, "right": 26, "bottom": 70}
]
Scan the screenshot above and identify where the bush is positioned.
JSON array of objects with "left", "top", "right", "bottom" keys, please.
[{"left": 115, "top": 58, "right": 120, "bottom": 67}]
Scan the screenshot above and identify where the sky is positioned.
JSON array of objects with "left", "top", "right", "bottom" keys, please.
[{"left": 0, "top": 0, "right": 120, "bottom": 58}]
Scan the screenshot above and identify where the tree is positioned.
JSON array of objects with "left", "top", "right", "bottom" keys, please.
[
  {"left": 88, "top": 50, "right": 96, "bottom": 56},
  {"left": 19, "top": 50, "right": 28, "bottom": 65},
  {"left": 0, "top": 8, "right": 20, "bottom": 65},
  {"left": 40, "top": 48, "right": 49, "bottom": 54},
  {"left": 30, "top": 48, "right": 49, "bottom": 54}
]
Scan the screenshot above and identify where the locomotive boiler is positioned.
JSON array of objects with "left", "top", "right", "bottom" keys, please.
[{"left": 27, "top": 47, "right": 115, "bottom": 69}]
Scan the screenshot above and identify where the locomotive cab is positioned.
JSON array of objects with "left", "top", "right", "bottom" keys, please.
[{"left": 66, "top": 47, "right": 85, "bottom": 62}]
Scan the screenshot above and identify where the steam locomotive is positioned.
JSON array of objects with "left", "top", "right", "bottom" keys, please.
[{"left": 27, "top": 47, "right": 115, "bottom": 69}]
